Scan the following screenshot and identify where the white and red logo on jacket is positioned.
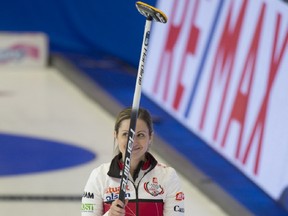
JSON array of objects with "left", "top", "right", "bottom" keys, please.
[{"left": 144, "top": 177, "right": 164, "bottom": 196}]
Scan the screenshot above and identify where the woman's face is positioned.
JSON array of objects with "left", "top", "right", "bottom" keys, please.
[{"left": 115, "top": 118, "right": 152, "bottom": 162}]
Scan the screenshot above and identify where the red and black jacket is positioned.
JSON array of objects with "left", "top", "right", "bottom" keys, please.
[{"left": 81, "top": 153, "right": 185, "bottom": 216}]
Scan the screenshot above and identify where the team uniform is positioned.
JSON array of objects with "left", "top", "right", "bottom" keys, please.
[{"left": 81, "top": 152, "right": 185, "bottom": 216}]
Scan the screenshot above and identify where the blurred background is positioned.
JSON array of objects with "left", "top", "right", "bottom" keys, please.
[{"left": 0, "top": 0, "right": 288, "bottom": 215}]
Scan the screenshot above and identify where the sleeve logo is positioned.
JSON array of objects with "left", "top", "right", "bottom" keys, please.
[
  {"left": 175, "top": 192, "right": 185, "bottom": 201},
  {"left": 81, "top": 203, "right": 95, "bottom": 213},
  {"left": 82, "top": 191, "right": 94, "bottom": 199}
]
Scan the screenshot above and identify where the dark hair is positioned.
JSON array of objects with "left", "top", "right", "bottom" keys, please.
[{"left": 114, "top": 107, "right": 153, "bottom": 135}]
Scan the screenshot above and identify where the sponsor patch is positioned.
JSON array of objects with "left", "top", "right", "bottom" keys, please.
[
  {"left": 174, "top": 205, "right": 185, "bottom": 213},
  {"left": 82, "top": 191, "right": 94, "bottom": 199},
  {"left": 104, "top": 185, "right": 131, "bottom": 201}
]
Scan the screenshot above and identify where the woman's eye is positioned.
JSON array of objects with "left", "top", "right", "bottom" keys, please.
[
  {"left": 137, "top": 133, "right": 145, "bottom": 138},
  {"left": 122, "top": 132, "right": 128, "bottom": 137}
]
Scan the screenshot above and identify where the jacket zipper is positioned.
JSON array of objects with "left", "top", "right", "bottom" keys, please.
[
  {"left": 131, "top": 167, "right": 153, "bottom": 216},
  {"left": 128, "top": 179, "right": 139, "bottom": 216}
]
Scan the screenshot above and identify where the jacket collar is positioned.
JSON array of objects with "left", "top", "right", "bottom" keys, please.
[{"left": 107, "top": 152, "right": 158, "bottom": 179}]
